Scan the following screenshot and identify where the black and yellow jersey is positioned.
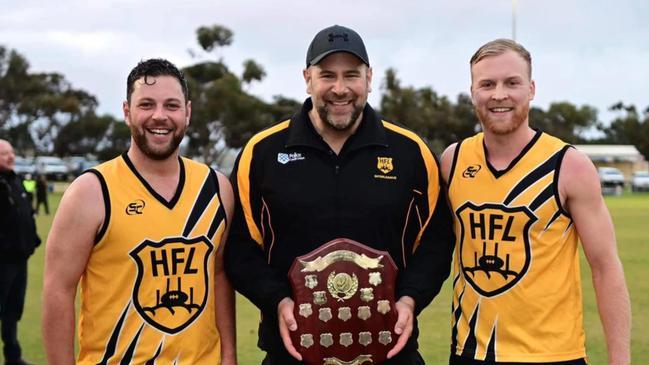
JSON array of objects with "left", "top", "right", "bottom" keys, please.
[
  {"left": 447, "top": 131, "right": 585, "bottom": 363},
  {"left": 225, "top": 98, "right": 455, "bottom": 357},
  {"left": 77, "top": 154, "right": 227, "bottom": 364}
]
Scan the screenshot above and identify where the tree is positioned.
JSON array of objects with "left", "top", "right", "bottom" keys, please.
[
  {"left": 183, "top": 25, "right": 299, "bottom": 165},
  {"left": 529, "top": 102, "right": 598, "bottom": 143},
  {"left": 597, "top": 102, "right": 649, "bottom": 161},
  {"left": 0, "top": 45, "right": 101, "bottom": 155},
  {"left": 379, "top": 68, "right": 478, "bottom": 154}
]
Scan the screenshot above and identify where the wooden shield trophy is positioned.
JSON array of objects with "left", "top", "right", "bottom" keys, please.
[{"left": 288, "top": 238, "right": 399, "bottom": 365}]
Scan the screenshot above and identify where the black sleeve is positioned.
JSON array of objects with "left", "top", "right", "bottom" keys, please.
[
  {"left": 396, "top": 156, "right": 455, "bottom": 315},
  {"left": 223, "top": 150, "right": 292, "bottom": 317}
]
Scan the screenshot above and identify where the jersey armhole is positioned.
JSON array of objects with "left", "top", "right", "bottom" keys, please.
[
  {"left": 447, "top": 139, "right": 464, "bottom": 187},
  {"left": 553, "top": 145, "right": 573, "bottom": 219},
  {"left": 85, "top": 169, "right": 111, "bottom": 245},
  {"left": 209, "top": 167, "right": 227, "bottom": 229}
]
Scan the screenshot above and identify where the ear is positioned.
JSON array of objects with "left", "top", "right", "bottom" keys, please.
[
  {"left": 366, "top": 66, "right": 373, "bottom": 93},
  {"left": 529, "top": 79, "right": 536, "bottom": 101},
  {"left": 122, "top": 101, "right": 131, "bottom": 126},
  {"left": 303, "top": 68, "right": 312, "bottom": 95},
  {"left": 185, "top": 100, "right": 192, "bottom": 126}
]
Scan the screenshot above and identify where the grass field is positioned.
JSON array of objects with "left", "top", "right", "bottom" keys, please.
[{"left": 2, "top": 192, "right": 648, "bottom": 364}]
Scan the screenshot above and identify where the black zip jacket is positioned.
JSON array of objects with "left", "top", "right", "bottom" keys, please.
[
  {"left": 225, "top": 99, "right": 455, "bottom": 355},
  {"left": 0, "top": 170, "right": 40, "bottom": 261}
]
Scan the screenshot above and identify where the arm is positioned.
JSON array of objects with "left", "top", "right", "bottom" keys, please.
[
  {"left": 214, "top": 171, "right": 237, "bottom": 365},
  {"left": 42, "top": 173, "right": 104, "bottom": 365},
  {"left": 560, "top": 149, "right": 631, "bottom": 365},
  {"left": 440, "top": 143, "right": 458, "bottom": 184},
  {"left": 390, "top": 145, "right": 456, "bottom": 357},
  {"left": 224, "top": 152, "right": 295, "bottom": 356}
]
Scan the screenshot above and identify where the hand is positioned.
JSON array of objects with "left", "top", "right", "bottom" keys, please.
[
  {"left": 277, "top": 297, "right": 302, "bottom": 361},
  {"left": 387, "top": 296, "right": 415, "bottom": 359}
]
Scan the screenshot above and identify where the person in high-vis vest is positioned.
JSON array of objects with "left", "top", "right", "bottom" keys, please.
[
  {"left": 42, "top": 59, "right": 237, "bottom": 365},
  {"left": 440, "top": 39, "right": 630, "bottom": 365}
]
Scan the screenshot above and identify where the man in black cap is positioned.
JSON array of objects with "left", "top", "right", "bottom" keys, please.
[
  {"left": 225, "top": 25, "right": 454, "bottom": 364},
  {"left": 0, "top": 139, "right": 39, "bottom": 365}
]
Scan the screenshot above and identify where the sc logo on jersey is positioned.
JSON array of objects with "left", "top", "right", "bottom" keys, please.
[
  {"left": 126, "top": 199, "right": 145, "bottom": 215},
  {"left": 456, "top": 202, "right": 537, "bottom": 297},
  {"left": 462, "top": 164, "right": 481, "bottom": 178},
  {"left": 129, "top": 236, "right": 214, "bottom": 334}
]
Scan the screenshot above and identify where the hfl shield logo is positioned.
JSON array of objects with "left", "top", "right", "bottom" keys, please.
[
  {"left": 377, "top": 157, "right": 393, "bottom": 174},
  {"left": 130, "top": 236, "right": 213, "bottom": 334},
  {"left": 456, "top": 202, "right": 537, "bottom": 297}
]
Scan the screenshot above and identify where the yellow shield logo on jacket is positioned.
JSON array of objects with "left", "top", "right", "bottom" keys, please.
[
  {"left": 130, "top": 236, "right": 213, "bottom": 334},
  {"left": 456, "top": 202, "right": 536, "bottom": 297},
  {"left": 377, "top": 157, "right": 393, "bottom": 174}
]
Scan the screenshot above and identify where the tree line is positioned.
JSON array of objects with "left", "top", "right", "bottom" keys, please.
[{"left": 2, "top": 25, "right": 648, "bottom": 163}]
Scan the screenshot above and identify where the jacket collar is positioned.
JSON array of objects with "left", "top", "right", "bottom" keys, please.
[{"left": 286, "top": 98, "right": 388, "bottom": 153}]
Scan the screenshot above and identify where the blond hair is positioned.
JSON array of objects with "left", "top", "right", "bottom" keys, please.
[{"left": 470, "top": 39, "right": 532, "bottom": 78}]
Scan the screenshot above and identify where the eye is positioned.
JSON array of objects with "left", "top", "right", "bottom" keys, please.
[
  {"left": 138, "top": 102, "right": 153, "bottom": 109},
  {"left": 166, "top": 103, "right": 181, "bottom": 110}
]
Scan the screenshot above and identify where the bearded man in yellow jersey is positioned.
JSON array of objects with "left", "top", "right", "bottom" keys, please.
[
  {"left": 42, "top": 59, "right": 237, "bottom": 364},
  {"left": 440, "top": 39, "right": 630, "bottom": 365}
]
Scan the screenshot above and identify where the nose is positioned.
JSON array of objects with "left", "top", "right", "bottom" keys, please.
[
  {"left": 331, "top": 77, "right": 348, "bottom": 95},
  {"left": 152, "top": 105, "right": 168, "bottom": 121},
  {"left": 491, "top": 83, "right": 508, "bottom": 101}
]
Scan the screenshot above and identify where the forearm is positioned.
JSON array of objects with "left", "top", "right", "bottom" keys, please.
[
  {"left": 42, "top": 284, "right": 77, "bottom": 365},
  {"left": 591, "top": 259, "right": 631, "bottom": 365},
  {"left": 215, "top": 269, "right": 237, "bottom": 365}
]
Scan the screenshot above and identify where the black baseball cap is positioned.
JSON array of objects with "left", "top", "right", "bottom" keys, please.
[{"left": 306, "top": 25, "right": 369, "bottom": 67}]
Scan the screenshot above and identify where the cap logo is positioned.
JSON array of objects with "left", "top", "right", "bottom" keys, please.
[{"left": 328, "top": 32, "right": 349, "bottom": 42}]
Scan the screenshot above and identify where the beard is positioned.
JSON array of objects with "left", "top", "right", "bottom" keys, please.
[
  {"left": 315, "top": 100, "right": 364, "bottom": 132},
  {"left": 476, "top": 103, "right": 529, "bottom": 135},
  {"left": 130, "top": 122, "right": 186, "bottom": 161}
]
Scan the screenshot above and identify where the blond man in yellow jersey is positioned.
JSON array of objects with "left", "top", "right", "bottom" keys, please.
[
  {"left": 440, "top": 40, "right": 630, "bottom": 365},
  {"left": 42, "top": 59, "right": 237, "bottom": 364}
]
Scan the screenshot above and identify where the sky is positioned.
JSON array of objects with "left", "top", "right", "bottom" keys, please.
[{"left": 1, "top": 0, "right": 648, "bottom": 126}]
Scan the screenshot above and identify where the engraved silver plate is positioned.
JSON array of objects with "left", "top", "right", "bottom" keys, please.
[
  {"left": 357, "top": 305, "right": 371, "bottom": 320},
  {"left": 301, "top": 334, "right": 314, "bottom": 348},
  {"left": 338, "top": 307, "right": 351, "bottom": 322},
  {"left": 360, "top": 287, "right": 374, "bottom": 302},
  {"left": 339, "top": 332, "right": 353, "bottom": 347},
  {"left": 369, "top": 271, "right": 382, "bottom": 286},
  {"left": 319, "top": 307, "right": 333, "bottom": 322},
  {"left": 299, "top": 303, "right": 313, "bottom": 318},
  {"left": 305, "top": 274, "right": 318, "bottom": 289},
  {"left": 320, "top": 333, "right": 333, "bottom": 348},
  {"left": 377, "top": 300, "right": 390, "bottom": 315},
  {"left": 313, "top": 291, "right": 327, "bottom": 305},
  {"left": 378, "top": 331, "right": 392, "bottom": 345},
  {"left": 359, "top": 331, "right": 372, "bottom": 346}
]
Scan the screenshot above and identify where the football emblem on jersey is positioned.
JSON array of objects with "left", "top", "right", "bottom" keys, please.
[
  {"left": 376, "top": 157, "right": 393, "bottom": 174},
  {"left": 456, "top": 202, "right": 537, "bottom": 297},
  {"left": 130, "top": 236, "right": 214, "bottom": 334}
]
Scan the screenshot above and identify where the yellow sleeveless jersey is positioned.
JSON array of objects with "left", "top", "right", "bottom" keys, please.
[
  {"left": 447, "top": 131, "right": 586, "bottom": 362},
  {"left": 78, "top": 154, "right": 227, "bottom": 364}
]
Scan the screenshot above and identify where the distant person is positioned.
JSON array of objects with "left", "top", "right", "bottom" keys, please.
[
  {"left": 42, "top": 59, "right": 237, "bottom": 364},
  {"left": 35, "top": 174, "right": 49, "bottom": 215},
  {"left": 21, "top": 173, "right": 35, "bottom": 208},
  {"left": 225, "top": 25, "right": 455, "bottom": 364},
  {"left": 0, "top": 139, "right": 40, "bottom": 365},
  {"left": 440, "top": 39, "right": 631, "bottom": 364}
]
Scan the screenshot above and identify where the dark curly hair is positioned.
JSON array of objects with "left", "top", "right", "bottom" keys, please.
[{"left": 126, "top": 58, "right": 189, "bottom": 103}]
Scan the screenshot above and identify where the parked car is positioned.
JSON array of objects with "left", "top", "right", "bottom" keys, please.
[
  {"left": 35, "top": 156, "right": 70, "bottom": 181},
  {"left": 597, "top": 167, "right": 625, "bottom": 195},
  {"left": 14, "top": 156, "right": 36, "bottom": 177},
  {"left": 631, "top": 171, "right": 649, "bottom": 192}
]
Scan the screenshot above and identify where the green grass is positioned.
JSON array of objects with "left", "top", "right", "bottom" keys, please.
[{"left": 3, "top": 193, "right": 648, "bottom": 364}]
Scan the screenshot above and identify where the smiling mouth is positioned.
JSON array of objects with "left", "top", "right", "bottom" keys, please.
[
  {"left": 147, "top": 128, "right": 171, "bottom": 136},
  {"left": 489, "top": 107, "right": 513, "bottom": 113}
]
